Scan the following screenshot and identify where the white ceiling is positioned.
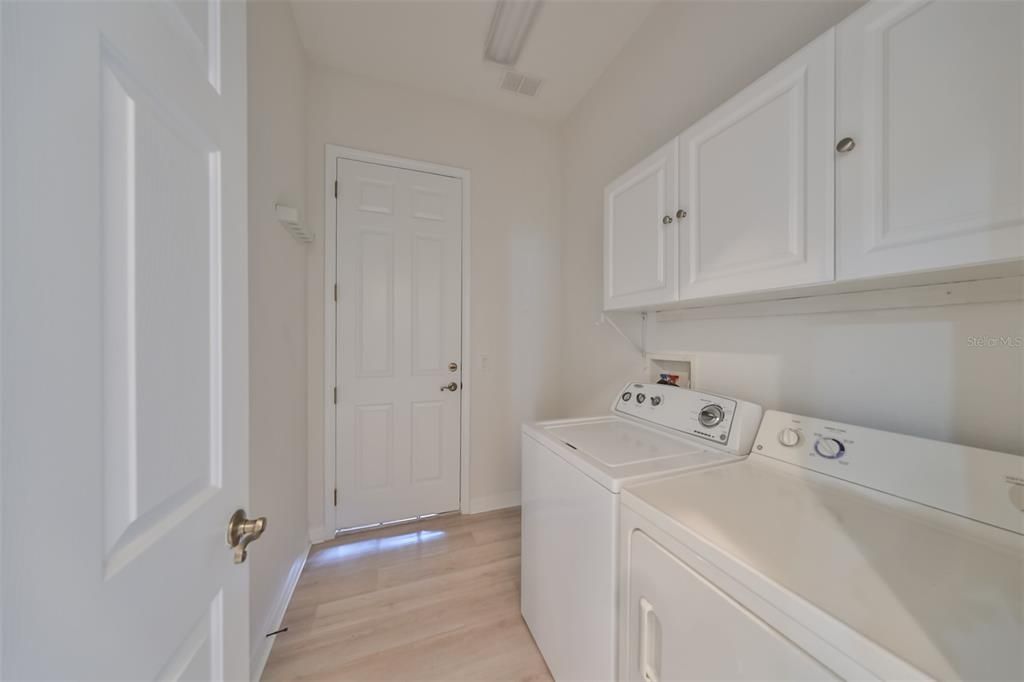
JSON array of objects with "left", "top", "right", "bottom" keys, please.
[{"left": 289, "top": 0, "right": 657, "bottom": 122}]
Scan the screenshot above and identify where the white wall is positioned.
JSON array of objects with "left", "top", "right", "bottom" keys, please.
[
  {"left": 306, "top": 68, "right": 564, "bottom": 531},
  {"left": 247, "top": 0, "right": 310, "bottom": 673},
  {"left": 650, "top": 304, "right": 1024, "bottom": 454},
  {"left": 559, "top": 0, "right": 1024, "bottom": 455}
]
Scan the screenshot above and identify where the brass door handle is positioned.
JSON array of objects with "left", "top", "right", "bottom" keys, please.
[
  {"left": 441, "top": 382, "right": 459, "bottom": 392},
  {"left": 227, "top": 509, "right": 267, "bottom": 564}
]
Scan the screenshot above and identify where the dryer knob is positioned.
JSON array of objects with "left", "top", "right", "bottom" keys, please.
[
  {"left": 814, "top": 437, "right": 845, "bottom": 459},
  {"left": 777, "top": 428, "right": 801, "bottom": 447}
]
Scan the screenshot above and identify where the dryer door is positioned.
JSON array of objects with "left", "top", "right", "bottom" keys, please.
[{"left": 625, "top": 531, "right": 838, "bottom": 682}]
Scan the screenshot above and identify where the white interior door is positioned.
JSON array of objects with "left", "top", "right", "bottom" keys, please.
[
  {"left": 835, "top": 0, "right": 1024, "bottom": 280},
  {"left": 335, "top": 157, "right": 463, "bottom": 529},
  {"left": 2, "top": 1, "right": 249, "bottom": 679}
]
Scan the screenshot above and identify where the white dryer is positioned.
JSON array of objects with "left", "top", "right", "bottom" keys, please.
[
  {"left": 521, "top": 382, "right": 763, "bottom": 682},
  {"left": 619, "top": 410, "right": 1024, "bottom": 681}
]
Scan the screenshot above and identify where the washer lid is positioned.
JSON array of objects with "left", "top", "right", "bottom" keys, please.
[{"left": 531, "top": 417, "right": 739, "bottom": 492}]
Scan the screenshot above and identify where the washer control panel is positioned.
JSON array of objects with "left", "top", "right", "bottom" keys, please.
[{"left": 613, "top": 383, "right": 763, "bottom": 456}]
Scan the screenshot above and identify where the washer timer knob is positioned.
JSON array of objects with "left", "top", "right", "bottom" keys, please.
[
  {"left": 650, "top": 396, "right": 662, "bottom": 407},
  {"left": 698, "top": 404, "right": 725, "bottom": 427},
  {"left": 777, "top": 428, "right": 801, "bottom": 447},
  {"left": 814, "top": 437, "right": 845, "bottom": 459}
]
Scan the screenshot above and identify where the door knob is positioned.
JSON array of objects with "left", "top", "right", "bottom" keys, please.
[
  {"left": 441, "top": 382, "right": 459, "bottom": 392},
  {"left": 662, "top": 215, "right": 673, "bottom": 224},
  {"left": 226, "top": 509, "right": 267, "bottom": 564},
  {"left": 676, "top": 209, "right": 687, "bottom": 219},
  {"left": 836, "top": 137, "right": 856, "bottom": 153}
]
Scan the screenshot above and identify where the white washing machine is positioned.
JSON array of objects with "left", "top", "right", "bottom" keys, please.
[
  {"left": 521, "top": 382, "right": 764, "bottom": 682},
  {"left": 619, "top": 410, "right": 1024, "bottom": 681}
]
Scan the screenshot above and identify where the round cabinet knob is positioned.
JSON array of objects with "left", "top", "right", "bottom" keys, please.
[
  {"left": 836, "top": 137, "right": 856, "bottom": 153},
  {"left": 636, "top": 393, "right": 646, "bottom": 404},
  {"left": 814, "top": 437, "right": 846, "bottom": 459},
  {"left": 650, "top": 396, "right": 662, "bottom": 406},
  {"left": 621, "top": 391, "right": 632, "bottom": 402},
  {"left": 777, "top": 428, "right": 801, "bottom": 447},
  {"left": 698, "top": 404, "right": 725, "bottom": 428},
  {"left": 676, "top": 209, "right": 687, "bottom": 219},
  {"left": 662, "top": 215, "right": 673, "bottom": 225}
]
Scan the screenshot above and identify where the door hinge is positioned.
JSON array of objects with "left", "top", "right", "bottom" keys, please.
[
  {"left": 333, "top": 283, "right": 338, "bottom": 302},
  {"left": 334, "top": 180, "right": 338, "bottom": 198},
  {"left": 333, "top": 488, "right": 338, "bottom": 506},
  {"left": 333, "top": 386, "right": 337, "bottom": 404}
]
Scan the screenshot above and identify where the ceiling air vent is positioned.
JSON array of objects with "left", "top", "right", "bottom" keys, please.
[{"left": 499, "top": 70, "right": 542, "bottom": 97}]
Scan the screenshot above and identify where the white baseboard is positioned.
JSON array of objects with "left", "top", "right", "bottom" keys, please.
[
  {"left": 469, "top": 491, "right": 520, "bottom": 514},
  {"left": 250, "top": 548, "right": 309, "bottom": 681},
  {"left": 308, "top": 524, "right": 333, "bottom": 545}
]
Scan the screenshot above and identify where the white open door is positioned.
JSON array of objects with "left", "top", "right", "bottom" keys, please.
[
  {"left": 2, "top": 1, "right": 251, "bottom": 679},
  {"left": 335, "top": 157, "right": 463, "bottom": 530}
]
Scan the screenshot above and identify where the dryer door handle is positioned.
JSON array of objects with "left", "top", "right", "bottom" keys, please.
[{"left": 639, "top": 597, "right": 660, "bottom": 682}]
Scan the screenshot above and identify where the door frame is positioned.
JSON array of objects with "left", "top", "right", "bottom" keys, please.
[{"left": 320, "top": 145, "right": 472, "bottom": 536}]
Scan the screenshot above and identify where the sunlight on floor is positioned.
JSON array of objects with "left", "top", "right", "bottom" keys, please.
[{"left": 312, "top": 529, "right": 448, "bottom": 564}]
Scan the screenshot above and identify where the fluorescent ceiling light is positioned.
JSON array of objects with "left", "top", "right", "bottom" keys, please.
[{"left": 484, "top": 0, "right": 542, "bottom": 66}]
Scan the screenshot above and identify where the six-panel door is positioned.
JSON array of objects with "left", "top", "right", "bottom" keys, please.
[
  {"left": 3, "top": 1, "right": 250, "bottom": 678},
  {"left": 676, "top": 29, "right": 836, "bottom": 301},
  {"left": 335, "top": 158, "right": 463, "bottom": 529},
  {"left": 835, "top": 0, "right": 1024, "bottom": 280},
  {"left": 604, "top": 139, "right": 679, "bottom": 310}
]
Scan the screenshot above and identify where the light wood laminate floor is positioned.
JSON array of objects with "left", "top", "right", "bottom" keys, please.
[{"left": 262, "top": 507, "right": 553, "bottom": 681}]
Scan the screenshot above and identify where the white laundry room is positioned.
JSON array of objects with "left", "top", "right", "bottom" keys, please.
[{"left": 3, "top": 0, "right": 1022, "bottom": 680}]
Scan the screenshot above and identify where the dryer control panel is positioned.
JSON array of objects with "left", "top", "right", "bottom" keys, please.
[
  {"left": 753, "top": 410, "right": 1024, "bottom": 536},
  {"left": 613, "top": 383, "right": 763, "bottom": 456}
]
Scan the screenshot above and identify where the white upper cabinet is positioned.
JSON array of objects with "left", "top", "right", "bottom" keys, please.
[
  {"left": 835, "top": 0, "right": 1024, "bottom": 280},
  {"left": 604, "top": 139, "right": 679, "bottom": 310},
  {"left": 601, "top": 0, "right": 1023, "bottom": 311},
  {"left": 677, "top": 29, "right": 836, "bottom": 300}
]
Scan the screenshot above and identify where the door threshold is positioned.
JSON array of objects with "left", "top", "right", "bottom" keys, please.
[{"left": 334, "top": 510, "right": 460, "bottom": 537}]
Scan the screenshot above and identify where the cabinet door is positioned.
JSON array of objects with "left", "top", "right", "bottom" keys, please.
[
  {"left": 677, "top": 30, "right": 836, "bottom": 300},
  {"left": 836, "top": 0, "right": 1024, "bottom": 280},
  {"left": 625, "top": 531, "right": 839, "bottom": 682},
  {"left": 604, "top": 139, "right": 679, "bottom": 310}
]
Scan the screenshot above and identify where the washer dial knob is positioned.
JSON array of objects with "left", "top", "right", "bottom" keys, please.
[
  {"left": 814, "top": 437, "right": 845, "bottom": 459},
  {"left": 777, "top": 428, "right": 801, "bottom": 447},
  {"left": 698, "top": 404, "right": 725, "bottom": 428},
  {"left": 650, "top": 396, "right": 662, "bottom": 406},
  {"left": 636, "top": 393, "right": 646, "bottom": 404},
  {"left": 621, "top": 391, "right": 632, "bottom": 402}
]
